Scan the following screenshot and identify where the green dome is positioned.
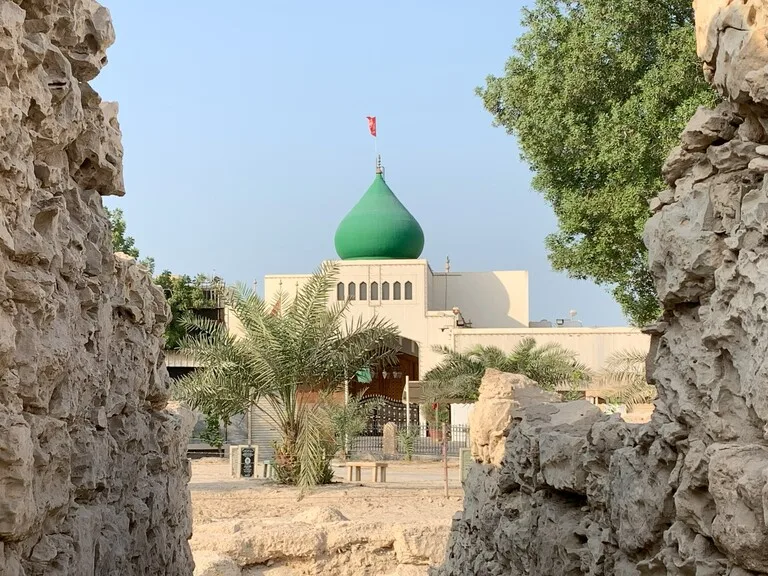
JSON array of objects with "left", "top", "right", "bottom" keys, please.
[{"left": 334, "top": 170, "right": 424, "bottom": 260}]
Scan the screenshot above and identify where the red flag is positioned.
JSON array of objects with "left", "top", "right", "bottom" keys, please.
[{"left": 366, "top": 116, "right": 377, "bottom": 137}]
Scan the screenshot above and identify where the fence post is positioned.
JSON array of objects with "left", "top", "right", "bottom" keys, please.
[
  {"left": 442, "top": 422, "right": 448, "bottom": 498},
  {"left": 405, "top": 376, "right": 411, "bottom": 434}
]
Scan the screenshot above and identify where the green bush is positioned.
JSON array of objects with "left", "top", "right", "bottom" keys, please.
[
  {"left": 397, "top": 428, "right": 417, "bottom": 461},
  {"left": 199, "top": 413, "right": 223, "bottom": 450}
]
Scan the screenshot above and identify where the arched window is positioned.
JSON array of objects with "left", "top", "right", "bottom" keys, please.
[
  {"left": 382, "top": 281, "right": 390, "bottom": 300},
  {"left": 393, "top": 281, "right": 401, "bottom": 300},
  {"left": 404, "top": 281, "right": 413, "bottom": 300},
  {"left": 359, "top": 282, "right": 367, "bottom": 301},
  {"left": 348, "top": 282, "right": 356, "bottom": 300},
  {"left": 371, "top": 282, "right": 379, "bottom": 301},
  {"left": 336, "top": 282, "right": 345, "bottom": 301}
]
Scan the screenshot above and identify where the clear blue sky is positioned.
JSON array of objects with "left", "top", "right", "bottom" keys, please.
[{"left": 93, "top": 0, "right": 628, "bottom": 327}]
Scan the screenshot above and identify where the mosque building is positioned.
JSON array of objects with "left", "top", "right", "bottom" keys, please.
[
  {"left": 261, "top": 159, "right": 648, "bottom": 405},
  {"left": 175, "top": 159, "right": 649, "bottom": 457}
]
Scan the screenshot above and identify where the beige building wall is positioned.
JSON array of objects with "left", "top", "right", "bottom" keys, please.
[
  {"left": 262, "top": 273, "right": 311, "bottom": 305},
  {"left": 264, "top": 260, "right": 452, "bottom": 377},
  {"left": 224, "top": 306, "right": 247, "bottom": 339},
  {"left": 453, "top": 327, "right": 650, "bottom": 373},
  {"left": 259, "top": 261, "right": 646, "bottom": 378},
  {"left": 429, "top": 271, "right": 529, "bottom": 328},
  {"left": 265, "top": 261, "right": 430, "bottom": 332}
]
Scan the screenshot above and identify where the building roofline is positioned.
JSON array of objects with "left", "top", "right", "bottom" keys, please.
[{"left": 455, "top": 326, "right": 644, "bottom": 335}]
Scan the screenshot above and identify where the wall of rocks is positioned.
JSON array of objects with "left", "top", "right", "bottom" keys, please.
[
  {"left": 0, "top": 1, "right": 194, "bottom": 575},
  {"left": 434, "top": 2, "right": 768, "bottom": 575}
]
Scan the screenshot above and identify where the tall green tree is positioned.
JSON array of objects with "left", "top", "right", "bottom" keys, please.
[
  {"left": 478, "top": 0, "right": 718, "bottom": 325},
  {"left": 105, "top": 207, "right": 155, "bottom": 273},
  {"left": 423, "top": 339, "right": 589, "bottom": 402},
  {"left": 173, "top": 262, "right": 400, "bottom": 486}
]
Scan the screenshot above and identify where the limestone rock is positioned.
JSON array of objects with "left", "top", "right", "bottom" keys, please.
[
  {"left": 468, "top": 369, "right": 559, "bottom": 466},
  {"left": 0, "top": 1, "right": 193, "bottom": 574},
  {"left": 393, "top": 525, "right": 450, "bottom": 565},
  {"left": 502, "top": 401, "right": 602, "bottom": 494},
  {"left": 681, "top": 105, "right": 737, "bottom": 152},
  {"left": 195, "top": 552, "right": 242, "bottom": 576},
  {"left": 292, "top": 506, "right": 348, "bottom": 524},
  {"left": 192, "top": 519, "right": 450, "bottom": 576},
  {"left": 433, "top": 3, "right": 768, "bottom": 574},
  {"left": 694, "top": 0, "right": 768, "bottom": 103},
  {"left": 384, "top": 567, "right": 430, "bottom": 576},
  {"left": 708, "top": 444, "right": 768, "bottom": 571}
]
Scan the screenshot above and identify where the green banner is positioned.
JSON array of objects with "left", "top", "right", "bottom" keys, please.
[{"left": 356, "top": 367, "right": 372, "bottom": 383}]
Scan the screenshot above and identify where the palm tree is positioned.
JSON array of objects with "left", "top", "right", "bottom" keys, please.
[
  {"left": 173, "top": 262, "right": 400, "bottom": 486},
  {"left": 596, "top": 349, "right": 656, "bottom": 410},
  {"left": 422, "top": 338, "right": 589, "bottom": 403}
]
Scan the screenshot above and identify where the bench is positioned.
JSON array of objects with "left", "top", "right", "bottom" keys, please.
[{"left": 345, "top": 461, "right": 388, "bottom": 483}]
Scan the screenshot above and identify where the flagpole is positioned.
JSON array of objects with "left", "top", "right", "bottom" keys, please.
[{"left": 373, "top": 119, "right": 378, "bottom": 167}]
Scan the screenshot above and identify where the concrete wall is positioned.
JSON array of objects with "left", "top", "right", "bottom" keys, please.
[
  {"left": 260, "top": 262, "right": 646, "bottom": 379},
  {"left": 450, "top": 403, "right": 474, "bottom": 426},
  {"left": 265, "top": 261, "right": 437, "bottom": 371},
  {"left": 429, "top": 271, "right": 529, "bottom": 328},
  {"left": 453, "top": 327, "right": 650, "bottom": 372}
]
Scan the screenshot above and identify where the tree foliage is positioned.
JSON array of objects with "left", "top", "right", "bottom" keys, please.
[
  {"left": 154, "top": 272, "right": 218, "bottom": 350},
  {"left": 105, "top": 206, "right": 155, "bottom": 273},
  {"left": 173, "top": 262, "right": 401, "bottom": 486},
  {"left": 105, "top": 207, "right": 138, "bottom": 257},
  {"left": 478, "top": 0, "right": 718, "bottom": 325},
  {"left": 199, "top": 413, "right": 225, "bottom": 450},
  {"left": 423, "top": 339, "right": 589, "bottom": 402}
]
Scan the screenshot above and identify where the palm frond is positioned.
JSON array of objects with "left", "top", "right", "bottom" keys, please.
[
  {"left": 596, "top": 349, "right": 656, "bottom": 409},
  {"left": 423, "top": 339, "right": 589, "bottom": 401}
]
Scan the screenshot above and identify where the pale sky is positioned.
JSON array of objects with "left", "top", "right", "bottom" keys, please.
[{"left": 93, "top": 0, "right": 629, "bottom": 326}]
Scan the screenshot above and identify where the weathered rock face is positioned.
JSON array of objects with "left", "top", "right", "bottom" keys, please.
[
  {"left": 694, "top": 0, "right": 768, "bottom": 103},
  {"left": 0, "top": 1, "right": 194, "bottom": 575},
  {"left": 434, "top": 3, "right": 768, "bottom": 575},
  {"left": 191, "top": 507, "right": 449, "bottom": 576},
  {"left": 468, "top": 369, "right": 560, "bottom": 466}
]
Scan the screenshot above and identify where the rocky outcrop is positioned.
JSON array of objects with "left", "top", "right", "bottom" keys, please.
[
  {"left": 468, "top": 369, "right": 559, "bottom": 466},
  {"left": 434, "top": 3, "right": 768, "bottom": 575},
  {"left": 0, "top": 1, "right": 194, "bottom": 575},
  {"left": 191, "top": 507, "right": 448, "bottom": 576}
]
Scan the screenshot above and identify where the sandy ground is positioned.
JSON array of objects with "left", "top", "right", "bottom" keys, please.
[
  {"left": 190, "top": 458, "right": 465, "bottom": 527},
  {"left": 189, "top": 459, "right": 465, "bottom": 575}
]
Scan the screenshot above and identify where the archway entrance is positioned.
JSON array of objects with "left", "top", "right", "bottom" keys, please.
[{"left": 348, "top": 336, "right": 419, "bottom": 401}]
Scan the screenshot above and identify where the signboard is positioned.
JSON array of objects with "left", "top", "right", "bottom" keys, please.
[
  {"left": 241, "top": 447, "right": 255, "bottom": 478},
  {"left": 459, "top": 448, "right": 473, "bottom": 484}
]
